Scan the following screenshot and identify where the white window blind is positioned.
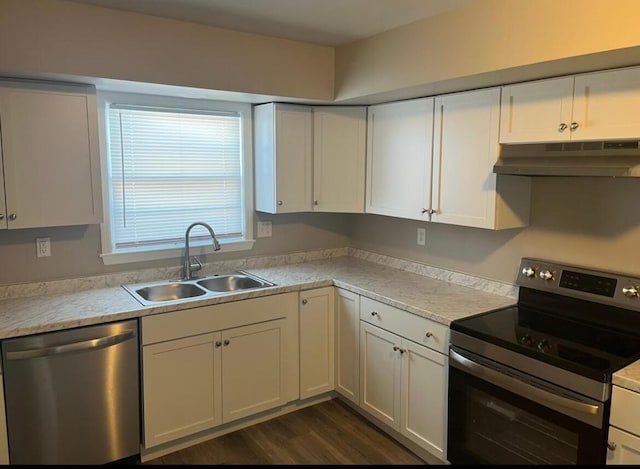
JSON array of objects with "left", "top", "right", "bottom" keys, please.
[{"left": 107, "top": 105, "right": 244, "bottom": 250}]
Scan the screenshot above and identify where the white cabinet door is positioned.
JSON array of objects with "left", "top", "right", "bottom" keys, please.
[
  {"left": 0, "top": 374, "right": 9, "bottom": 464},
  {"left": 360, "top": 321, "right": 402, "bottom": 430},
  {"left": 299, "top": 287, "right": 335, "bottom": 399},
  {"left": 572, "top": 67, "right": 640, "bottom": 141},
  {"left": 254, "top": 103, "right": 312, "bottom": 213},
  {"left": 142, "top": 332, "right": 222, "bottom": 448},
  {"left": 607, "top": 427, "right": 640, "bottom": 465},
  {"left": 335, "top": 288, "right": 360, "bottom": 404},
  {"left": 0, "top": 82, "right": 102, "bottom": 229},
  {"left": 401, "top": 339, "right": 447, "bottom": 461},
  {"left": 432, "top": 87, "right": 530, "bottom": 229},
  {"left": 221, "top": 319, "right": 287, "bottom": 423},
  {"left": 312, "top": 107, "right": 366, "bottom": 213},
  {"left": 366, "top": 98, "right": 434, "bottom": 221},
  {"left": 499, "top": 76, "right": 574, "bottom": 143}
]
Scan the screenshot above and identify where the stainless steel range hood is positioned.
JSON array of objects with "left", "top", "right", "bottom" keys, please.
[{"left": 494, "top": 140, "right": 640, "bottom": 177}]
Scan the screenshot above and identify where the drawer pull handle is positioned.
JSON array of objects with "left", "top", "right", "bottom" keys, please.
[
  {"left": 371, "top": 311, "right": 378, "bottom": 317},
  {"left": 223, "top": 339, "right": 230, "bottom": 346},
  {"left": 425, "top": 331, "right": 433, "bottom": 338},
  {"left": 302, "top": 299, "right": 308, "bottom": 305},
  {"left": 215, "top": 341, "right": 222, "bottom": 348},
  {"left": 607, "top": 442, "right": 617, "bottom": 451}
]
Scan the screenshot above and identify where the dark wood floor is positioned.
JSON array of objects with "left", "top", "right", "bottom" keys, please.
[{"left": 144, "top": 398, "right": 427, "bottom": 465}]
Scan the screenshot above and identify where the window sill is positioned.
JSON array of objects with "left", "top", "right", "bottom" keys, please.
[{"left": 100, "top": 239, "right": 255, "bottom": 266}]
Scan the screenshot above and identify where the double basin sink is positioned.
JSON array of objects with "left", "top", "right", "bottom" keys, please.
[{"left": 123, "top": 271, "right": 276, "bottom": 306}]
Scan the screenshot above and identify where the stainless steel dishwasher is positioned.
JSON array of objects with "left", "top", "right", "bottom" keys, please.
[{"left": 1, "top": 319, "right": 140, "bottom": 465}]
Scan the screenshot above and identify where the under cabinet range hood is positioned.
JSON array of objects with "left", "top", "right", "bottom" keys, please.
[{"left": 494, "top": 140, "right": 640, "bottom": 177}]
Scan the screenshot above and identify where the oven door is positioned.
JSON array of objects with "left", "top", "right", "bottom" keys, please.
[{"left": 448, "top": 346, "right": 608, "bottom": 465}]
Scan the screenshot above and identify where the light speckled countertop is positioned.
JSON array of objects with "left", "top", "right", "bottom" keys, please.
[
  {"left": 613, "top": 361, "right": 640, "bottom": 393},
  {"left": 0, "top": 255, "right": 516, "bottom": 339}
]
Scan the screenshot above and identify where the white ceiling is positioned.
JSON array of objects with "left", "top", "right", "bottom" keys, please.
[{"left": 69, "top": 0, "right": 474, "bottom": 46}]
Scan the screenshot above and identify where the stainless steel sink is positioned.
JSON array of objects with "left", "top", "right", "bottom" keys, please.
[
  {"left": 134, "top": 282, "right": 207, "bottom": 303},
  {"left": 122, "top": 271, "right": 275, "bottom": 306},
  {"left": 196, "top": 273, "right": 272, "bottom": 292}
]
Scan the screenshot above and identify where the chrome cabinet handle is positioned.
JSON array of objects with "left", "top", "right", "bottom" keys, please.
[
  {"left": 607, "top": 442, "right": 616, "bottom": 451},
  {"left": 8, "top": 213, "right": 16, "bottom": 221},
  {"left": 570, "top": 122, "right": 579, "bottom": 131},
  {"left": 277, "top": 200, "right": 283, "bottom": 206},
  {"left": 421, "top": 208, "right": 436, "bottom": 215},
  {"left": 558, "top": 122, "right": 568, "bottom": 132},
  {"left": 223, "top": 339, "right": 230, "bottom": 346},
  {"left": 301, "top": 299, "right": 308, "bottom": 305}
]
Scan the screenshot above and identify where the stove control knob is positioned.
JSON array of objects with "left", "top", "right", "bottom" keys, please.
[
  {"left": 622, "top": 285, "right": 639, "bottom": 298},
  {"left": 520, "top": 334, "right": 534, "bottom": 346},
  {"left": 537, "top": 339, "right": 550, "bottom": 353},
  {"left": 539, "top": 270, "right": 554, "bottom": 281},
  {"left": 522, "top": 267, "right": 536, "bottom": 278}
]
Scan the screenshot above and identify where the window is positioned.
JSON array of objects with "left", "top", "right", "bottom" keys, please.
[{"left": 98, "top": 91, "right": 254, "bottom": 265}]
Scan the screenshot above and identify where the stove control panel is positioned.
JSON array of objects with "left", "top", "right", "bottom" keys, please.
[{"left": 517, "top": 257, "right": 640, "bottom": 312}]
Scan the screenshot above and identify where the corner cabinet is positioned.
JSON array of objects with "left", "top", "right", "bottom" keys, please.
[
  {"left": 431, "top": 87, "right": 530, "bottom": 229},
  {"left": 312, "top": 107, "right": 366, "bottom": 213},
  {"left": 500, "top": 66, "right": 640, "bottom": 143},
  {"left": 365, "top": 98, "right": 434, "bottom": 221},
  {"left": 607, "top": 384, "right": 640, "bottom": 464},
  {"left": 0, "top": 81, "right": 102, "bottom": 229},
  {"left": 140, "top": 293, "right": 297, "bottom": 449},
  {"left": 254, "top": 103, "right": 313, "bottom": 213},
  {"left": 299, "top": 287, "right": 335, "bottom": 399},
  {"left": 335, "top": 288, "right": 360, "bottom": 405},
  {"left": 359, "top": 296, "right": 449, "bottom": 461},
  {"left": 0, "top": 370, "right": 9, "bottom": 464}
]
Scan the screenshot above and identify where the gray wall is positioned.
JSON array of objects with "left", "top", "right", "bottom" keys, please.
[
  {"left": 351, "top": 177, "right": 640, "bottom": 283},
  {"left": 0, "top": 212, "right": 351, "bottom": 285},
  {"left": 3, "top": 177, "right": 639, "bottom": 287}
]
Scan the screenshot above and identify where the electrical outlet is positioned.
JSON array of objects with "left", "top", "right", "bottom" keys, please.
[
  {"left": 36, "top": 237, "right": 51, "bottom": 257},
  {"left": 257, "top": 221, "right": 272, "bottom": 238},
  {"left": 417, "top": 228, "right": 426, "bottom": 246}
]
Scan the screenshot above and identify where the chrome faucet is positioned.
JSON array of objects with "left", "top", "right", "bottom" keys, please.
[{"left": 183, "top": 222, "right": 221, "bottom": 280}]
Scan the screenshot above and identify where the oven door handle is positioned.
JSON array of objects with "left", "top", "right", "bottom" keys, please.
[{"left": 450, "top": 347, "right": 603, "bottom": 428}]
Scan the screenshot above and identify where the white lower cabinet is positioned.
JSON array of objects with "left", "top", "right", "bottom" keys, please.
[
  {"left": 359, "top": 297, "right": 448, "bottom": 461},
  {"left": 607, "top": 384, "right": 640, "bottom": 464},
  {"left": 299, "top": 287, "right": 335, "bottom": 399},
  {"left": 0, "top": 373, "right": 8, "bottom": 464},
  {"left": 335, "top": 288, "right": 360, "bottom": 404},
  {"left": 140, "top": 293, "right": 296, "bottom": 449}
]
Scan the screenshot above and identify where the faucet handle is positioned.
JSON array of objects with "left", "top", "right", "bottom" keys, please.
[{"left": 189, "top": 256, "right": 202, "bottom": 273}]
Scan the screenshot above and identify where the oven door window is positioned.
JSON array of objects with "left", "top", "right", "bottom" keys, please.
[{"left": 448, "top": 366, "right": 606, "bottom": 465}]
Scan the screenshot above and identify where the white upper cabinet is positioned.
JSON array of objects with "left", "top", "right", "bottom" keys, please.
[
  {"left": 366, "top": 98, "right": 434, "bottom": 221},
  {"left": 312, "top": 107, "right": 366, "bottom": 213},
  {"left": 500, "top": 66, "right": 640, "bottom": 143},
  {"left": 254, "top": 103, "right": 313, "bottom": 214},
  {"left": 432, "top": 87, "right": 530, "bottom": 229},
  {"left": 0, "top": 81, "right": 102, "bottom": 229}
]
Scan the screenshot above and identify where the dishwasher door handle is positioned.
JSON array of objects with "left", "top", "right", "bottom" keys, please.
[{"left": 5, "top": 329, "right": 137, "bottom": 360}]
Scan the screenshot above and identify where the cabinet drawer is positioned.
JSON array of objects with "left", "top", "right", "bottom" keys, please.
[
  {"left": 360, "top": 296, "right": 448, "bottom": 354},
  {"left": 611, "top": 385, "right": 640, "bottom": 437}
]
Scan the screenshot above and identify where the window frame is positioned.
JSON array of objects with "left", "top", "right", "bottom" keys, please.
[{"left": 97, "top": 90, "right": 254, "bottom": 265}]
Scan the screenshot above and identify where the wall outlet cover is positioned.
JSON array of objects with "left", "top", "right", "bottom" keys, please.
[
  {"left": 417, "top": 228, "right": 426, "bottom": 246},
  {"left": 36, "top": 237, "right": 51, "bottom": 257},
  {"left": 257, "top": 221, "right": 273, "bottom": 238}
]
